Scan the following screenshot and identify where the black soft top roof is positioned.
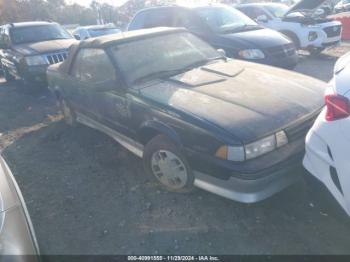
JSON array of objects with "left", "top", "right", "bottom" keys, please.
[
  {"left": 76, "top": 27, "right": 186, "bottom": 49},
  {"left": 60, "top": 27, "right": 187, "bottom": 74}
]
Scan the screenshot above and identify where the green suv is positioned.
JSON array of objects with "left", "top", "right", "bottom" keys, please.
[{"left": 0, "top": 21, "right": 76, "bottom": 88}]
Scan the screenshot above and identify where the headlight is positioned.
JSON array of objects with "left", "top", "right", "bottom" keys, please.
[
  {"left": 24, "top": 55, "right": 48, "bottom": 66},
  {"left": 215, "top": 131, "right": 288, "bottom": 162},
  {"left": 308, "top": 32, "right": 318, "bottom": 41},
  {"left": 245, "top": 134, "right": 276, "bottom": 160},
  {"left": 238, "top": 49, "right": 265, "bottom": 60}
]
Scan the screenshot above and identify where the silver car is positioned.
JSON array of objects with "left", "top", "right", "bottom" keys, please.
[{"left": 0, "top": 156, "right": 39, "bottom": 258}]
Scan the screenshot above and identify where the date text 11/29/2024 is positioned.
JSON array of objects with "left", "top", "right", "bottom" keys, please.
[{"left": 127, "top": 256, "right": 220, "bottom": 261}]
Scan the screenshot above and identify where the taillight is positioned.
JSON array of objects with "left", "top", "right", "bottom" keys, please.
[{"left": 325, "top": 94, "right": 350, "bottom": 121}]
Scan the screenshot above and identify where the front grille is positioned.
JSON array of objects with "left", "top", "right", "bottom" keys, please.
[
  {"left": 265, "top": 43, "right": 296, "bottom": 58},
  {"left": 323, "top": 25, "right": 342, "bottom": 38},
  {"left": 284, "top": 112, "right": 320, "bottom": 142},
  {"left": 46, "top": 51, "right": 68, "bottom": 65}
]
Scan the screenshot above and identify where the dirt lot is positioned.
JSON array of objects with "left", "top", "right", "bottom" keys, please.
[{"left": 1, "top": 45, "right": 350, "bottom": 255}]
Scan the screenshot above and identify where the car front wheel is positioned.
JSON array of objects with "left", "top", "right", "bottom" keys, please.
[
  {"left": 143, "top": 135, "right": 195, "bottom": 193},
  {"left": 308, "top": 47, "right": 325, "bottom": 56}
]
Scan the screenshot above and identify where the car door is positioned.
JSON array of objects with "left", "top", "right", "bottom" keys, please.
[
  {"left": 65, "top": 48, "right": 115, "bottom": 121},
  {"left": 68, "top": 47, "right": 133, "bottom": 137}
]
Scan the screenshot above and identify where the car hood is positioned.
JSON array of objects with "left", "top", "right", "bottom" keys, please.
[
  {"left": 285, "top": 0, "right": 327, "bottom": 16},
  {"left": 139, "top": 60, "right": 325, "bottom": 143},
  {"left": 12, "top": 39, "right": 76, "bottom": 55},
  {"left": 218, "top": 28, "right": 290, "bottom": 49}
]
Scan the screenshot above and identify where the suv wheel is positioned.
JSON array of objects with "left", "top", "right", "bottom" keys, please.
[
  {"left": 308, "top": 47, "right": 325, "bottom": 56},
  {"left": 60, "top": 99, "right": 76, "bottom": 126},
  {"left": 143, "top": 135, "right": 195, "bottom": 193}
]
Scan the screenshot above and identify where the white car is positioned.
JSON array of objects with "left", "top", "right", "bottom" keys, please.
[
  {"left": 303, "top": 52, "right": 350, "bottom": 217},
  {"left": 335, "top": 0, "right": 350, "bottom": 13},
  {"left": 73, "top": 24, "right": 121, "bottom": 40},
  {"left": 237, "top": 0, "right": 342, "bottom": 55}
]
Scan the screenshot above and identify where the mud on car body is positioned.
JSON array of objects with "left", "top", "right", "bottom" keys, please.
[
  {"left": 48, "top": 28, "right": 326, "bottom": 203},
  {"left": 0, "top": 21, "right": 76, "bottom": 87}
]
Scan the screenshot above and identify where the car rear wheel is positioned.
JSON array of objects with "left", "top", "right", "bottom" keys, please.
[
  {"left": 143, "top": 135, "right": 195, "bottom": 193},
  {"left": 60, "top": 99, "right": 77, "bottom": 126}
]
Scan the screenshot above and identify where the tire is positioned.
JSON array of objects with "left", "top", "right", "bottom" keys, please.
[
  {"left": 59, "top": 98, "right": 77, "bottom": 126},
  {"left": 308, "top": 47, "right": 325, "bottom": 56},
  {"left": 143, "top": 135, "right": 195, "bottom": 193},
  {"left": 2, "top": 66, "right": 15, "bottom": 82}
]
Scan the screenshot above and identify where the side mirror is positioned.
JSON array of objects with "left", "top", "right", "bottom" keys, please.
[
  {"left": 256, "top": 15, "right": 268, "bottom": 23},
  {"left": 217, "top": 49, "right": 226, "bottom": 57},
  {"left": 73, "top": 34, "right": 81, "bottom": 40}
]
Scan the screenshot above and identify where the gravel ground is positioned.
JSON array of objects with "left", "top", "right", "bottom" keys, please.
[{"left": 1, "top": 44, "right": 350, "bottom": 255}]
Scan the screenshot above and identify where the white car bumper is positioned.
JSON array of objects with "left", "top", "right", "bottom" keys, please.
[
  {"left": 302, "top": 21, "right": 342, "bottom": 49},
  {"left": 303, "top": 109, "right": 350, "bottom": 216}
]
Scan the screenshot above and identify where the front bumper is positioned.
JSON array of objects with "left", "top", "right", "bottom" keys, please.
[
  {"left": 20, "top": 65, "right": 48, "bottom": 83},
  {"left": 262, "top": 53, "right": 299, "bottom": 69},
  {"left": 194, "top": 156, "right": 302, "bottom": 203},
  {"left": 188, "top": 137, "right": 305, "bottom": 203},
  {"left": 241, "top": 53, "right": 299, "bottom": 69}
]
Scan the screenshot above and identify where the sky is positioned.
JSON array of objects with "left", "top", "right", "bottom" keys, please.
[{"left": 66, "top": 0, "right": 129, "bottom": 7}]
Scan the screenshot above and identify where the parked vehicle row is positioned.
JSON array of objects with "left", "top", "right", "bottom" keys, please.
[
  {"left": 0, "top": 6, "right": 349, "bottom": 258},
  {"left": 0, "top": 1, "right": 344, "bottom": 90},
  {"left": 128, "top": 5, "right": 299, "bottom": 69}
]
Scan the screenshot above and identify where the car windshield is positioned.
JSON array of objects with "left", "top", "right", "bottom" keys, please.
[
  {"left": 195, "top": 6, "right": 257, "bottom": 33},
  {"left": 264, "top": 4, "right": 289, "bottom": 18},
  {"left": 88, "top": 28, "right": 121, "bottom": 37},
  {"left": 10, "top": 24, "right": 72, "bottom": 44},
  {"left": 111, "top": 32, "right": 222, "bottom": 85}
]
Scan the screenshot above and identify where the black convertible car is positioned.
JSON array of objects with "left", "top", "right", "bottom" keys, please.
[{"left": 47, "top": 28, "right": 325, "bottom": 203}]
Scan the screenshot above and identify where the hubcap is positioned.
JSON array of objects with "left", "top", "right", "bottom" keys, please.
[{"left": 151, "top": 150, "right": 188, "bottom": 190}]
